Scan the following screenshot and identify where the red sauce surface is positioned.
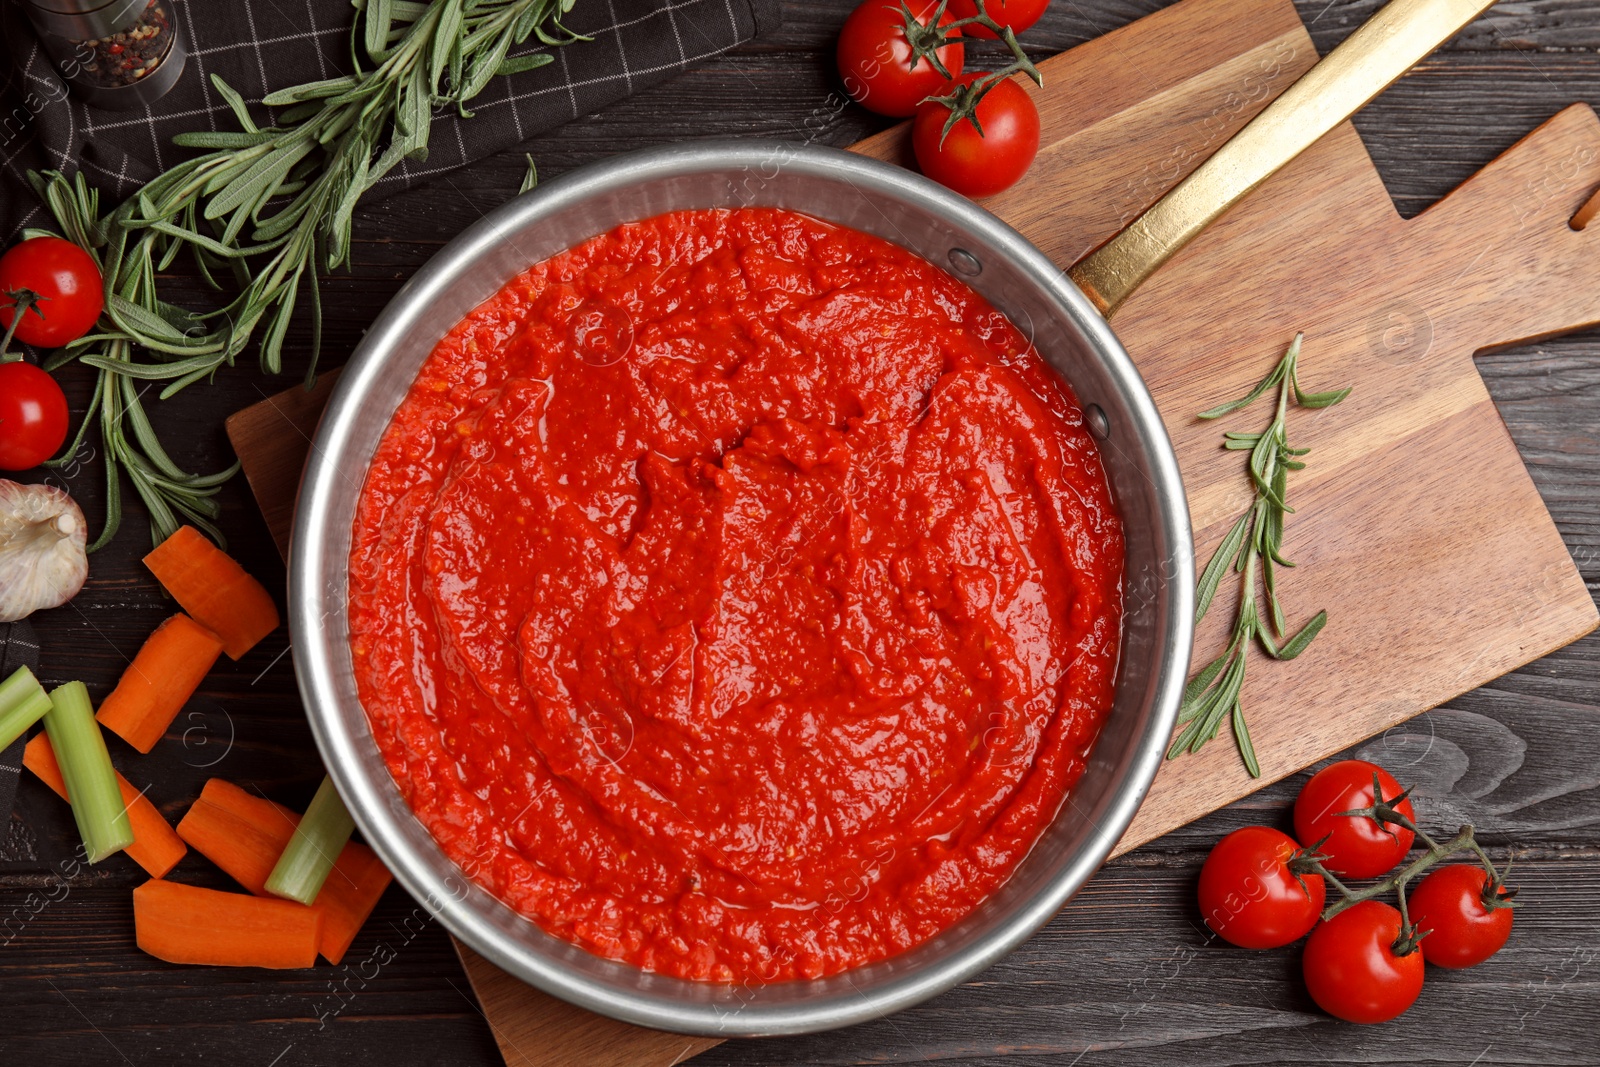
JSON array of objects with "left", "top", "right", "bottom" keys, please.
[{"left": 348, "top": 208, "right": 1123, "bottom": 982}]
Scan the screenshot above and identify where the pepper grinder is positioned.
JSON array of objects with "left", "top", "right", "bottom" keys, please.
[{"left": 18, "top": 0, "right": 187, "bottom": 110}]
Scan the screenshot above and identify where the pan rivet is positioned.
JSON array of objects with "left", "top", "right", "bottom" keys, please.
[
  {"left": 947, "top": 248, "right": 982, "bottom": 276},
  {"left": 1085, "top": 404, "right": 1110, "bottom": 440}
]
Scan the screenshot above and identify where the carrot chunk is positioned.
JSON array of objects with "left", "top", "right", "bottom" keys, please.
[
  {"left": 143, "top": 526, "right": 280, "bottom": 660},
  {"left": 133, "top": 879, "right": 320, "bottom": 969},
  {"left": 95, "top": 614, "right": 224, "bottom": 753},
  {"left": 23, "top": 733, "right": 187, "bottom": 878},
  {"left": 177, "top": 778, "right": 392, "bottom": 964},
  {"left": 176, "top": 778, "right": 298, "bottom": 895},
  {"left": 317, "top": 837, "right": 394, "bottom": 965}
]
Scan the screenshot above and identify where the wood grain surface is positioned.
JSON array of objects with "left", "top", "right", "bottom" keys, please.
[{"left": 3, "top": 0, "right": 1598, "bottom": 1063}]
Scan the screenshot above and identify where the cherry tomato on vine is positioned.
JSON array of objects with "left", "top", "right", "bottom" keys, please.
[
  {"left": 0, "top": 237, "right": 104, "bottom": 349},
  {"left": 837, "top": 0, "right": 965, "bottom": 118},
  {"left": 1198, "top": 826, "right": 1326, "bottom": 949},
  {"left": 1294, "top": 759, "right": 1416, "bottom": 879},
  {"left": 0, "top": 362, "right": 70, "bottom": 471},
  {"left": 1302, "top": 900, "right": 1425, "bottom": 1024},
  {"left": 948, "top": 0, "right": 1050, "bottom": 38},
  {"left": 1409, "top": 864, "right": 1515, "bottom": 968},
  {"left": 912, "top": 75, "right": 1040, "bottom": 198}
]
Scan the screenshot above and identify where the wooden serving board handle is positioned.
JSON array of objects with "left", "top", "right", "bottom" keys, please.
[
  {"left": 1408, "top": 104, "right": 1600, "bottom": 354},
  {"left": 1067, "top": 0, "right": 1501, "bottom": 314},
  {"left": 227, "top": 0, "right": 1600, "bottom": 1061}
]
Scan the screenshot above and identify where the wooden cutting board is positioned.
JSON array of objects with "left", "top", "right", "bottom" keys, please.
[{"left": 226, "top": 0, "right": 1600, "bottom": 1059}]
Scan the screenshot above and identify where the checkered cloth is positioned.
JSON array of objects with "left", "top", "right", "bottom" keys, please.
[
  {"left": 0, "top": 0, "right": 781, "bottom": 242},
  {"left": 0, "top": 622, "right": 41, "bottom": 835}
]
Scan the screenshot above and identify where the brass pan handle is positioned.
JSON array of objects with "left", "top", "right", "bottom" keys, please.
[{"left": 1068, "top": 0, "right": 1499, "bottom": 316}]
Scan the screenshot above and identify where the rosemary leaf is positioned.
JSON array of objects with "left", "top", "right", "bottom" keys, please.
[
  {"left": 1271, "top": 609, "right": 1329, "bottom": 661},
  {"left": 104, "top": 294, "right": 195, "bottom": 343},
  {"left": 1194, "top": 509, "right": 1250, "bottom": 624},
  {"left": 211, "top": 74, "right": 260, "bottom": 133},
  {"left": 499, "top": 52, "right": 555, "bottom": 76},
  {"left": 171, "top": 130, "right": 282, "bottom": 150},
  {"left": 1181, "top": 650, "right": 1230, "bottom": 708},
  {"left": 1197, "top": 360, "right": 1285, "bottom": 419},
  {"left": 1292, "top": 362, "right": 1353, "bottom": 408},
  {"left": 262, "top": 75, "right": 364, "bottom": 106},
  {"left": 77, "top": 351, "right": 224, "bottom": 377},
  {"left": 1232, "top": 699, "right": 1260, "bottom": 778},
  {"left": 366, "top": 0, "right": 396, "bottom": 56},
  {"left": 205, "top": 139, "right": 317, "bottom": 220}
]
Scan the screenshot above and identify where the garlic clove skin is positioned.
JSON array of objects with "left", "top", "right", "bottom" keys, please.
[{"left": 0, "top": 479, "right": 90, "bottom": 623}]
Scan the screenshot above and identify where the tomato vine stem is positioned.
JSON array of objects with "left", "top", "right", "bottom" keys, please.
[
  {"left": 0, "top": 288, "right": 44, "bottom": 362},
  {"left": 1303, "top": 766, "right": 1519, "bottom": 956},
  {"left": 904, "top": 0, "right": 1042, "bottom": 139},
  {"left": 1319, "top": 824, "right": 1477, "bottom": 919},
  {"left": 1313, "top": 820, "right": 1518, "bottom": 957}
]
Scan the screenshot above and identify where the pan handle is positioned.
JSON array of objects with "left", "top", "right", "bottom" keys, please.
[{"left": 1068, "top": 0, "right": 1498, "bottom": 316}]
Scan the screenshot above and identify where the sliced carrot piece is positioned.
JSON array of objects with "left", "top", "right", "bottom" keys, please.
[
  {"left": 177, "top": 778, "right": 392, "bottom": 964},
  {"left": 176, "top": 778, "right": 298, "bottom": 895},
  {"left": 317, "top": 838, "right": 394, "bottom": 965},
  {"left": 23, "top": 733, "right": 187, "bottom": 878},
  {"left": 133, "top": 878, "right": 320, "bottom": 969},
  {"left": 95, "top": 613, "right": 224, "bottom": 753},
  {"left": 143, "top": 526, "right": 280, "bottom": 660}
]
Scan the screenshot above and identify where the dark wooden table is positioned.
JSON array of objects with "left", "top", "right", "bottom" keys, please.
[{"left": 4, "top": 0, "right": 1598, "bottom": 1062}]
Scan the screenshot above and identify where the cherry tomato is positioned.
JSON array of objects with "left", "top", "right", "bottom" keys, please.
[
  {"left": 837, "top": 0, "right": 965, "bottom": 118},
  {"left": 1294, "top": 759, "right": 1416, "bottom": 879},
  {"left": 1198, "top": 826, "right": 1326, "bottom": 949},
  {"left": 1302, "top": 900, "right": 1425, "bottom": 1024},
  {"left": 1409, "top": 864, "right": 1514, "bottom": 968},
  {"left": 0, "top": 362, "right": 70, "bottom": 470},
  {"left": 0, "top": 237, "right": 104, "bottom": 349},
  {"left": 912, "top": 75, "right": 1040, "bottom": 198},
  {"left": 948, "top": 0, "right": 1049, "bottom": 39}
]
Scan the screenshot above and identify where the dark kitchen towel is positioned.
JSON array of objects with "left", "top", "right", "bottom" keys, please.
[
  {"left": 0, "top": 621, "right": 42, "bottom": 831},
  {"left": 0, "top": 0, "right": 781, "bottom": 242}
]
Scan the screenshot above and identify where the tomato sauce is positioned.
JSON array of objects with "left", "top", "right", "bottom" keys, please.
[{"left": 348, "top": 208, "right": 1123, "bottom": 982}]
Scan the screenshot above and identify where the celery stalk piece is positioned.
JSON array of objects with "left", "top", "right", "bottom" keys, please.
[
  {"left": 265, "top": 775, "right": 356, "bottom": 905},
  {"left": 0, "top": 665, "right": 53, "bottom": 751},
  {"left": 42, "top": 681, "right": 135, "bottom": 864}
]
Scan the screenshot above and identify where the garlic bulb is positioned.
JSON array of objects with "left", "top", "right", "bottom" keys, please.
[{"left": 0, "top": 480, "right": 89, "bottom": 622}]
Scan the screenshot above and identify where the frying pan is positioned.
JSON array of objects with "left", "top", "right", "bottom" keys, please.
[{"left": 289, "top": 0, "right": 1498, "bottom": 1036}]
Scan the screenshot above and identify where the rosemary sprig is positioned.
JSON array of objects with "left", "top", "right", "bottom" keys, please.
[
  {"left": 1168, "top": 333, "right": 1350, "bottom": 777},
  {"left": 30, "top": 0, "right": 584, "bottom": 549}
]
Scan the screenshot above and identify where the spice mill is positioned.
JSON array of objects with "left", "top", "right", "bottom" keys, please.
[{"left": 18, "top": 0, "right": 187, "bottom": 109}]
